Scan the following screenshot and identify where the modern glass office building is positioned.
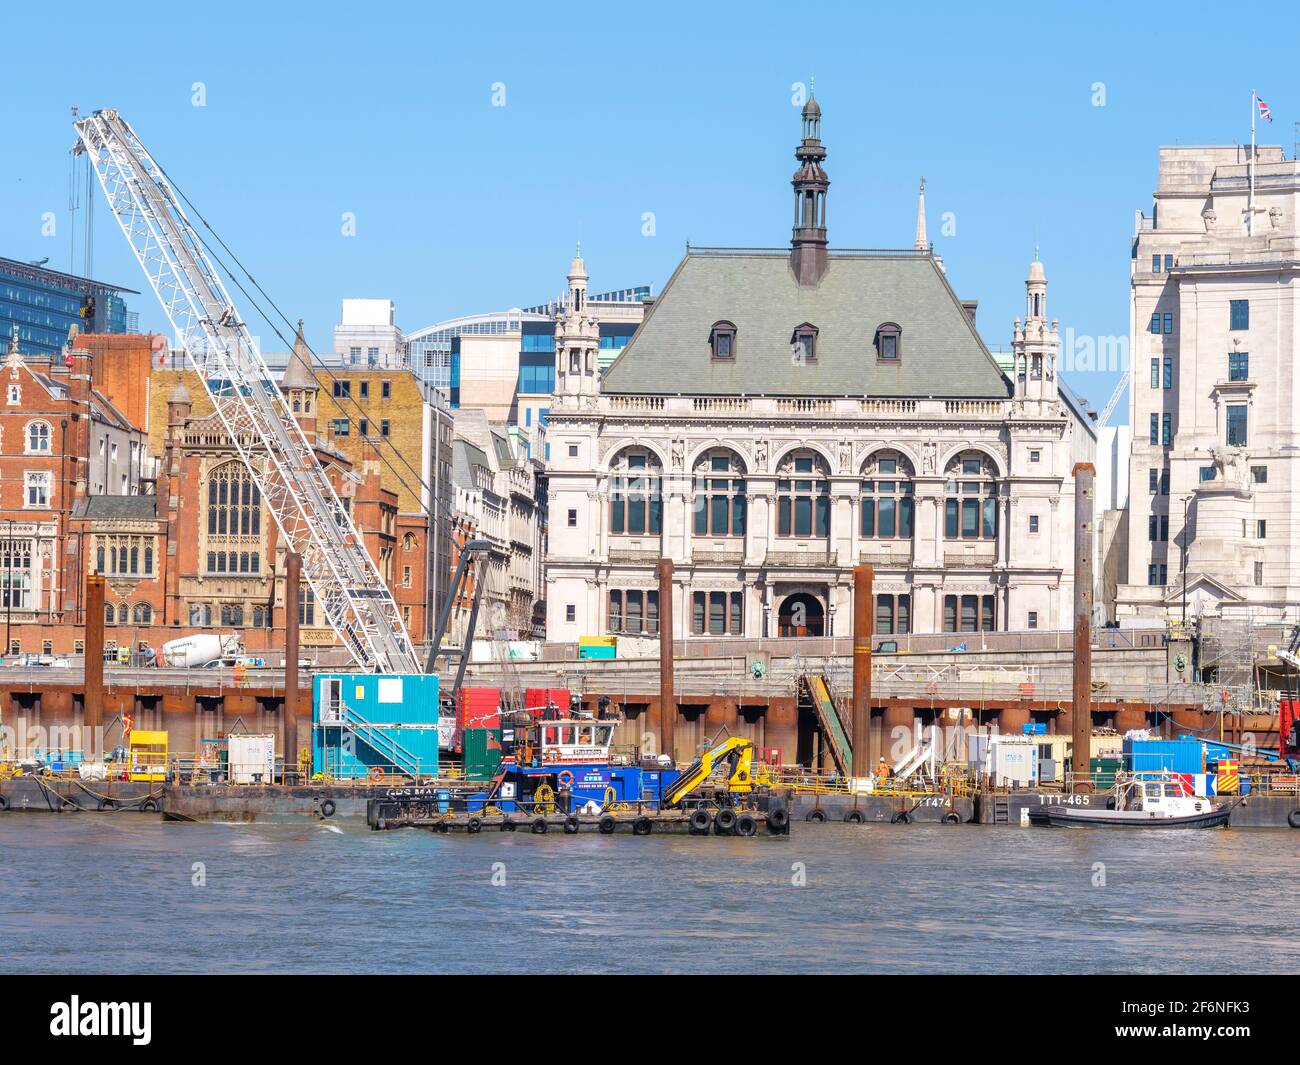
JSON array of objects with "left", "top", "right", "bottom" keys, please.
[{"left": 0, "top": 256, "right": 137, "bottom": 358}]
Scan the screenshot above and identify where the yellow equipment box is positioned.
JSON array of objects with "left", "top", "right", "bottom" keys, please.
[{"left": 128, "top": 730, "right": 169, "bottom": 782}]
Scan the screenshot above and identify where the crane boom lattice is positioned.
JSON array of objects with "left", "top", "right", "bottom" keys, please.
[{"left": 73, "top": 108, "right": 419, "bottom": 674}]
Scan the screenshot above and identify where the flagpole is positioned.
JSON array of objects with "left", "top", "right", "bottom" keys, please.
[{"left": 1249, "top": 89, "right": 1256, "bottom": 236}]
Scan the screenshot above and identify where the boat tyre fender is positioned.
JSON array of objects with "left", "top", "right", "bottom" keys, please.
[
  {"left": 891, "top": 811, "right": 912, "bottom": 825},
  {"left": 766, "top": 806, "right": 789, "bottom": 832},
  {"left": 735, "top": 812, "right": 758, "bottom": 837},
  {"left": 843, "top": 809, "right": 864, "bottom": 824},
  {"left": 98, "top": 797, "right": 117, "bottom": 811},
  {"left": 140, "top": 798, "right": 159, "bottom": 813},
  {"left": 501, "top": 818, "right": 517, "bottom": 832},
  {"left": 689, "top": 809, "right": 712, "bottom": 834},
  {"left": 531, "top": 817, "right": 549, "bottom": 834},
  {"left": 319, "top": 799, "right": 336, "bottom": 819},
  {"left": 466, "top": 816, "right": 483, "bottom": 834},
  {"left": 714, "top": 807, "right": 738, "bottom": 834},
  {"left": 632, "top": 816, "right": 653, "bottom": 836},
  {"left": 557, "top": 770, "right": 575, "bottom": 789},
  {"left": 1289, "top": 809, "right": 1300, "bottom": 829},
  {"left": 598, "top": 814, "right": 617, "bottom": 834},
  {"left": 942, "top": 812, "right": 961, "bottom": 825},
  {"left": 805, "top": 808, "right": 827, "bottom": 823},
  {"left": 0, "top": 794, "right": 8, "bottom": 811},
  {"left": 563, "top": 815, "right": 581, "bottom": 834}
]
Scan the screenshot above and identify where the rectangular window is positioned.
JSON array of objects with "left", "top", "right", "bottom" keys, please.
[
  {"left": 692, "top": 592, "right": 705, "bottom": 635},
  {"left": 1200, "top": 466, "right": 1216, "bottom": 482},
  {"left": 1163, "top": 357, "right": 1173, "bottom": 388},
  {"left": 1163, "top": 313, "right": 1173, "bottom": 335},
  {"left": 960, "top": 595, "right": 978, "bottom": 633},
  {"left": 1149, "top": 312, "right": 1160, "bottom": 334},
  {"left": 1029, "top": 450, "right": 1040, "bottom": 463},
  {"left": 1029, "top": 514, "right": 1039, "bottom": 533},
  {"left": 381, "top": 381, "right": 391, "bottom": 399},
  {"left": 1256, "top": 520, "right": 1266, "bottom": 539},
  {"left": 1149, "top": 413, "right": 1159, "bottom": 445},
  {"left": 1152, "top": 254, "right": 1161, "bottom": 273},
  {"left": 1160, "top": 469, "right": 1169, "bottom": 495},
  {"left": 1150, "top": 358, "right": 1159, "bottom": 389},
  {"left": 609, "top": 591, "right": 622, "bottom": 633},
  {"left": 24, "top": 472, "right": 50, "bottom": 508},
  {"left": 981, "top": 595, "right": 996, "bottom": 632},
  {"left": 1226, "top": 404, "right": 1247, "bottom": 447},
  {"left": 567, "top": 508, "right": 577, "bottom": 527},
  {"left": 565, "top": 604, "right": 575, "bottom": 623},
  {"left": 647, "top": 591, "right": 659, "bottom": 635},
  {"left": 626, "top": 591, "right": 644, "bottom": 634},
  {"left": 332, "top": 380, "right": 351, "bottom": 398},
  {"left": 1254, "top": 561, "right": 1264, "bottom": 586},
  {"left": 1251, "top": 465, "right": 1267, "bottom": 484},
  {"left": 897, "top": 595, "right": 910, "bottom": 635},
  {"left": 359, "top": 381, "right": 369, "bottom": 399},
  {"left": 380, "top": 420, "right": 390, "bottom": 437},
  {"left": 708, "top": 592, "right": 726, "bottom": 636},
  {"left": 875, "top": 596, "right": 894, "bottom": 636},
  {"left": 944, "top": 498, "right": 958, "bottom": 538},
  {"left": 729, "top": 592, "right": 742, "bottom": 636},
  {"left": 943, "top": 595, "right": 957, "bottom": 633},
  {"left": 1164, "top": 254, "right": 1173, "bottom": 271},
  {"left": 1149, "top": 468, "right": 1158, "bottom": 494},
  {"left": 332, "top": 418, "right": 349, "bottom": 436},
  {"left": 1228, "top": 351, "right": 1249, "bottom": 381},
  {"left": 1027, "top": 610, "right": 1038, "bottom": 630},
  {"left": 1230, "top": 299, "right": 1249, "bottom": 330},
  {"left": 358, "top": 419, "right": 368, "bottom": 437},
  {"left": 1162, "top": 413, "right": 1172, "bottom": 446}
]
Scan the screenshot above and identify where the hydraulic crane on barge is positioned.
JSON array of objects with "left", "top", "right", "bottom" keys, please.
[{"left": 72, "top": 108, "right": 489, "bottom": 679}]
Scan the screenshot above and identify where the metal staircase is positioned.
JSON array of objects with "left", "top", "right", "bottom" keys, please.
[
  {"left": 333, "top": 700, "right": 424, "bottom": 779},
  {"left": 804, "top": 674, "right": 852, "bottom": 775}
]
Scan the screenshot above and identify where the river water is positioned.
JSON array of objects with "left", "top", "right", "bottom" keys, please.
[{"left": 3, "top": 818, "right": 1297, "bottom": 974}]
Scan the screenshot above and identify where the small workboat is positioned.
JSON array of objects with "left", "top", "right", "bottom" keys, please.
[{"left": 1040, "top": 773, "right": 1230, "bottom": 828}]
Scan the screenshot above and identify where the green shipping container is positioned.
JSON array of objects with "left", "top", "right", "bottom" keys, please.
[
  {"left": 1090, "top": 756, "right": 1123, "bottom": 790},
  {"left": 464, "top": 728, "right": 502, "bottom": 782}
]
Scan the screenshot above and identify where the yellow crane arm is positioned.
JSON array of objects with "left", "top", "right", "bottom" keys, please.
[{"left": 663, "top": 737, "right": 755, "bottom": 807}]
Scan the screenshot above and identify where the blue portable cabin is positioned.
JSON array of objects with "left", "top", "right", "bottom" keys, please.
[
  {"left": 1122, "top": 737, "right": 1204, "bottom": 776},
  {"left": 312, "top": 673, "right": 440, "bottom": 780},
  {"left": 501, "top": 762, "right": 682, "bottom": 812}
]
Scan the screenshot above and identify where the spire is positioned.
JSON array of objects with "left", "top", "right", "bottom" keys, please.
[
  {"left": 914, "top": 177, "right": 928, "bottom": 251},
  {"left": 281, "top": 318, "right": 318, "bottom": 391},
  {"left": 791, "top": 91, "right": 829, "bottom": 286}
]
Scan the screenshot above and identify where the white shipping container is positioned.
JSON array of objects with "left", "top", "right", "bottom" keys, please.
[
  {"left": 990, "top": 739, "right": 1038, "bottom": 788},
  {"left": 229, "top": 734, "right": 276, "bottom": 784}
]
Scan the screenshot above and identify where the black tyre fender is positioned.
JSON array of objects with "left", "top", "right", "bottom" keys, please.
[
  {"left": 735, "top": 812, "right": 758, "bottom": 837},
  {"left": 531, "top": 817, "right": 549, "bottom": 834},
  {"left": 942, "top": 812, "right": 961, "bottom": 825},
  {"left": 563, "top": 815, "right": 581, "bottom": 834},
  {"left": 500, "top": 818, "right": 517, "bottom": 832},
  {"left": 714, "top": 807, "right": 738, "bottom": 834},
  {"left": 805, "top": 808, "right": 827, "bottom": 823},
  {"left": 140, "top": 798, "right": 159, "bottom": 813},
  {"left": 598, "top": 814, "right": 617, "bottom": 834},
  {"left": 1288, "top": 809, "right": 1300, "bottom": 829},
  {"left": 766, "top": 806, "right": 789, "bottom": 832},
  {"left": 319, "top": 799, "right": 337, "bottom": 819},
  {"left": 632, "top": 816, "right": 653, "bottom": 836},
  {"left": 843, "top": 809, "right": 864, "bottom": 824},
  {"left": 466, "top": 816, "right": 483, "bottom": 834},
  {"left": 99, "top": 797, "right": 117, "bottom": 811},
  {"left": 891, "top": 811, "right": 912, "bottom": 824},
  {"left": 0, "top": 794, "right": 8, "bottom": 811},
  {"left": 688, "top": 809, "right": 712, "bottom": 834}
]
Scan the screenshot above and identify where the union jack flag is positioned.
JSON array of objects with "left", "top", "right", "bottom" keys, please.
[{"left": 1257, "top": 95, "right": 1273, "bottom": 123}]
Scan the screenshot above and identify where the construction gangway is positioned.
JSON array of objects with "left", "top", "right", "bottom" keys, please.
[{"left": 803, "top": 674, "right": 853, "bottom": 775}]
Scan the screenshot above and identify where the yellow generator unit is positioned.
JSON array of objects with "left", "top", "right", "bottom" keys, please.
[{"left": 128, "top": 730, "right": 169, "bottom": 782}]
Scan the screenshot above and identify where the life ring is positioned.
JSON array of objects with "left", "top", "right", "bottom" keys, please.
[
  {"left": 368, "top": 766, "right": 385, "bottom": 781},
  {"left": 714, "top": 807, "right": 738, "bottom": 834},
  {"left": 1288, "top": 809, "right": 1300, "bottom": 829},
  {"left": 99, "top": 797, "right": 118, "bottom": 811},
  {"left": 557, "top": 769, "right": 575, "bottom": 788},
  {"left": 542, "top": 749, "right": 560, "bottom": 763},
  {"left": 688, "top": 809, "right": 712, "bottom": 835},
  {"left": 319, "top": 799, "right": 336, "bottom": 819},
  {"left": 563, "top": 815, "right": 581, "bottom": 834},
  {"left": 735, "top": 812, "right": 758, "bottom": 837},
  {"left": 466, "top": 816, "right": 483, "bottom": 834},
  {"left": 140, "top": 798, "right": 159, "bottom": 813},
  {"left": 598, "top": 814, "right": 617, "bottom": 834},
  {"left": 942, "top": 812, "right": 961, "bottom": 825},
  {"left": 531, "top": 817, "right": 549, "bottom": 834},
  {"left": 843, "top": 809, "right": 864, "bottom": 824},
  {"left": 805, "top": 808, "right": 827, "bottom": 823},
  {"left": 891, "top": 811, "right": 912, "bottom": 824},
  {"left": 766, "top": 806, "right": 789, "bottom": 832},
  {"left": 632, "top": 816, "right": 654, "bottom": 836}
]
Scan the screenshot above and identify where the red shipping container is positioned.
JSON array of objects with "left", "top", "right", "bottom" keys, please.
[
  {"left": 456, "top": 687, "right": 501, "bottom": 733},
  {"left": 524, "top": 688, "right": 572, "bottom": 720},
  {"left": 1282, "top": 699, "right": 1299, "bottom": 758}
]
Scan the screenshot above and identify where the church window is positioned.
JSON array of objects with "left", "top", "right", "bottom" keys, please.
[{"left": 206, "top": 462, "right": 261, "bottom": 537}]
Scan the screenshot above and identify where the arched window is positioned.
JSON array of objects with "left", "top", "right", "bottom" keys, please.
[
  {"left": 133, "top": 603, "right": 152, "bottom": 624},
  {"left": 709, "top": 321, "right": 737, "bottom": 359},
  {"left": 190, "top": 602, "right": 212, "bottom": 626},
  {"left": 252, "top": 604, "right": 268, "bottom": 628},
  {"left": 206, "top": 462, "right": 261, "bottom": 537},
  {"left": 26, "top": 421, "right": 52, "bottom": 453},
  {"left": 944, "top": 451, "right": 999, "bottom": 541},
  {"left": 776, "top": 450, "right": 830, "bottom": 538},
  {"left": 105, "top": 603, "right": 115, "bottom": 625},
  {"left": 874, "top": 322, "right": 902, "bottom": 361},
  {"left": 403, "top": 533, "right": 417, "bottom": 552},
  {"left": 220, "top": 604, "right": 244, "bottom": 627},
  {"left": 692, "top": 449, "right": 746, "bottom": 536},
  {"left": 609, "top": 449, "right": 662, "bottom": 536},
  {"left": 117, "top": 603, "right": 129, "bottom": 623},
  {"left": 861, "top": 451, "right": 914, "bottom": 539},
  {"left": 791, "top": 323, "right": 818, "bottom": 363}
]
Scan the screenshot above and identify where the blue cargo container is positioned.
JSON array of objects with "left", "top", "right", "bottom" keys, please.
[
  {"left": 312, "top": 673, "right": 440, "bottom": 779},
  {"left": 1123, "top": 737, "right": 1203, "bottom": 775}
]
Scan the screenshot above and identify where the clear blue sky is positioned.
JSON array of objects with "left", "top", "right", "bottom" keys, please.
[{"left": 4, "top": 1, "right": 1296, "bottom": 418}]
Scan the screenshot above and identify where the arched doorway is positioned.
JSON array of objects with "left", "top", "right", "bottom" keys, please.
[{"left": 778, "top": 593, "right": 825, "bottom": 637}]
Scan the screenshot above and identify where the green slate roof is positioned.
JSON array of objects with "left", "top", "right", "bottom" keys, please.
[{"left": 601, "top": 250, "right": 1012, "bottom": 399}]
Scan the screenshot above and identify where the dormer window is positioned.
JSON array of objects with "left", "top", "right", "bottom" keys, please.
[
  {"left": 875, "top": 322, "right": 902, "bottom": 361},
  {"left": 709, "top": 321, "right": 737, "bottom": 359},
  {"left": 792, "top": 322, "right": 818, "bottom": 363}
]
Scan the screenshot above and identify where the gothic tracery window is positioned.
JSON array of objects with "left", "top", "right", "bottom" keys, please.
[{"left": 207, "top": 462, "right": 261, "bottom": 538}]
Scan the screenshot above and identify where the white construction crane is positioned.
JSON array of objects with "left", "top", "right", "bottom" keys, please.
[
  {"left": 73, "top": 109, "right": 419, "bottom": 674},
  {"left": 1095, "top": 367, "right": 1130, "bottom": 428}
]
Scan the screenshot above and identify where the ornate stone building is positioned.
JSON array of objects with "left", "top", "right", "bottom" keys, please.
[{"left": 544, "top": 98, "right": 1083, "bottom": 641}]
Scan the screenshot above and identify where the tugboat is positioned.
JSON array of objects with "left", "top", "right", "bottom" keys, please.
[{"left": 1040, "top": 772, "right": 1231, "bottom": 828}]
